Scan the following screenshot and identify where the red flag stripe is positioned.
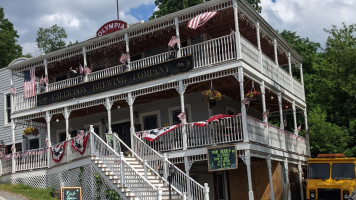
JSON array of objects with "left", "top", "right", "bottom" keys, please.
[{"left": 188, "top": 12, "right": 217, "bottom": 29}]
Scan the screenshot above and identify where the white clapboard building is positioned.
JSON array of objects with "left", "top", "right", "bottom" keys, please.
[{"left": 1, "top": 0, "right": 309, "bottom": 199}]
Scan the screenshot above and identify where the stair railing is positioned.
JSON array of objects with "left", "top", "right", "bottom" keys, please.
[
  {"left": 89, "top": 127, "right": 160, "bottom": 200},
  {"left": 131, "top": 133, "right": 207, "bottom": 200}
]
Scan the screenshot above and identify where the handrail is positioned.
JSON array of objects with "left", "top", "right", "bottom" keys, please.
[
  {"left": 14, "top": 148, "right": 48, "bottom": 171},
  {"left": 90, "top": 131, "right": 159, "bottom": 199},
  {"left": 131, "top": 133, "right": 206, "bottom": 200}
]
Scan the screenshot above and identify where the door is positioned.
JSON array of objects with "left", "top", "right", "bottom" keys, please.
[
  {"left": 214, "top": 171, "right": 230, "bottom": 200},
  {"left": 112, "top": 122, "right": 131, "bottom": 152}
]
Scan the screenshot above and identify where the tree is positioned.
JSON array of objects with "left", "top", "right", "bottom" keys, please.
[
  {"left": 0, "top": 7, "right": 22, "bottom": 68},
  {"left": 36, "top": 24, "right": 67, "bottom": 53},
  {"left": 150, "top": 0, "right": 261, "bottom": 19}
]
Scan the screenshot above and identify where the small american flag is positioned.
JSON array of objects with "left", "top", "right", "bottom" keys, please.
[
  {"left": 230, "top": 28, "right": 235, "bottom": 35},
  {"left": 39, "top": 75, "right": 48, "bottom": 85},
  {"left": 120, "top": 53, "right": 129, "bottom": 64},
  {"left": 262, "top": 109, "right": 270, "bottom": 119},
  {"left": 83, "top": 67, "right": 91, "bottom": 75},
  {"left": 24, "top": 68, "right": 36, "bottom": 98},
  {"left": 187, "top": 12, "right": 217, "bottom": 29},
  {"left": 168, "top": 36, "right": 180, "bottom": 48},
  {"left": 9, "top": 85, "right": 16, "bottom": 94},
  {"left": 177, "top": 112, "right": 186, "bottom": 121},
  {"left": 297, "top": 125, "right": 301, "bottom": 133},
  {"left": 241, "top": 97, "right": 250, "bottom": 105},
  {"left": 79, "top": 64, "right": 84, "bottom": 74}
]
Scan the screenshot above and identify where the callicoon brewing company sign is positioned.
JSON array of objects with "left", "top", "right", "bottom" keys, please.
[
  {"left": 37, "top": 55, "right": 193, "bottom": 106},
  {"left": 96, "top": 20, "right": 127, "bottom": 37}
]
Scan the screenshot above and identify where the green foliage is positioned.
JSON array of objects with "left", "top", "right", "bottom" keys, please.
[
  {"left": 308, "top": 107, "right": 352, "bottom": 157},
  {"left": 150, "top": 0, "right": 261, "bottom": 19},
  {"left": 36, "top": 24, "right": 67, "bottom": 53},
  {"left": 280, "top": 24, "right": 356, "bottom": 157},
  {"left": 105, "top": 189, "right": 120, "bottom": 200},
  {"left": 0, "top": 183, "right": 57, "bottom": 200},
  {"left": 93, "top": 172, "right": 103, "bottom": 200},
  {"left": 0, "top": 7, "right": 22, "bottom": 68}
]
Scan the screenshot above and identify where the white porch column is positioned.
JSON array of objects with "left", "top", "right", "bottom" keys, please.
[
  {"left": 278, "top": 92, "right": 284, "bottom": 130},
  {"left": 128, "top": 92, "right": 135, "bottom": 149},
  {"left": 256, "top": 21, "right": 263, "bottom": 68},
  {"left": 273, "top": 39, "right": 278, "bottom": 65},
  {"left": 283, "top": 158, "right": 291, "bottom": 200},
  {"left": 82, "top": 46, "right": 87, "bottom": 68},
  {"left": 288, "top": 52, "right": 292, "bottom": 76},
  {"left": 298, "top": 162, "right": 305, "bottom": 200},
  {"left": 11, "top": 120, "right": 16, "bottom": 173},
  {"left": 300, "top": 64, "right": 304, "bottom": 85},
  {"left": 245, "top": 150, "right": 254, "bottom": 200},
  {"left": 233, "top": 0, "right": 241, "bottom": 59},
  {"left": 45, "top": 111, "right": 52, "bottom": 168},
  {"left": 178, "top": 80, "right": 187, "bottom": 150},
  {"left": 261, "top": 81, "right": 267, "bottom": 123},
  {"left": 237, "top": 68, "right": 249, "bottom": 142},
  {"left": 266, "top": 155, "right": 275, "bottom": 200},
  {"left": 105, "top": 97, "right": 113, "bottom": 134},
  {"left": 64, "top": 107, "right": 71, "bottom": 140},
  {"left": 10, "top": 70, "right": 15, "bottom": 112},
  {"left": 292, "top": 101, "right": 298, "bottom": 135},
  {"left": 125, "top": 33, "right": 131, "bottom": 70},
  {"left": 175, "top": 17, "right": 182, "bottom": 58},
  {"left": 304, "top": 109, "right": 311, "bottom": 156},
  {"left": 44, "top": 59, "right": 49, "bottom": 92}
]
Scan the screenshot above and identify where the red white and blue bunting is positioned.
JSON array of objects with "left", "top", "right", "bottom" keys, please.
[
  {"left": 51, "top": 142, "right": 67, "bottom": 163},
  {"left": 192, "top": 114, "right": 235, "bottom": 127},
  {"left": 143, "top": 124, "right": 180, "bottom": 142},
  {"left": 72, "top": 131, "right": 90, "bottom": 155}
]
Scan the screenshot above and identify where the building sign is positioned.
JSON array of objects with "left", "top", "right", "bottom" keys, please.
[
  {"left": 37, "top": 55, "right": 193, "bottom": 106},
  {"left": 61, "top": 187, "right": 82, "bottom": 200},
  {"left": 96, "top": 20, "right": 127, "bottom": 37},
  {"left": 207, "top": 145, "right": 238, "bottom": 171}
]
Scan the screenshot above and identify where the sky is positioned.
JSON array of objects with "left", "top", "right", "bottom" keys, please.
[{"left": 1, "top": 0, "right": 355, "bottom": 56}]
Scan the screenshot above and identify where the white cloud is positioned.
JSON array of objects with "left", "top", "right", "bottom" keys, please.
[
  {"left": 41, "top": 13, "right": 81, "bottom": 29},
  {"left": 260, "top": 0, "right": 356, "bottom": 46}
]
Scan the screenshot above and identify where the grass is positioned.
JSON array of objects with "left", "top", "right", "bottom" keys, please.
[{"left": 0, "top": 183, "right": 57, "bottom": 200}]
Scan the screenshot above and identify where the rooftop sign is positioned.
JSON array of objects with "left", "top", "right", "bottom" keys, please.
[{"left": 96, "top": 20, "right": 127, "bottom": 37}]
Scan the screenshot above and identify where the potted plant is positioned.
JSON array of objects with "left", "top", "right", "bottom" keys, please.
[
  {"left": 245, "top": 90, "right": 261, "bottom": 101},
  {"left": 202, "top": 89, "right": 222, "bottom": 108},
  {"left": 24, "top": 127, "right": 39, "bottom": 136}
]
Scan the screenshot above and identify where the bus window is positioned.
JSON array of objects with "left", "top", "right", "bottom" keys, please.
[
  {"left": 332, "top": 163, "right": 355, "bottom": 180},
  {"left": 308, "top": 163, "right": 330, "bottom": 179}
]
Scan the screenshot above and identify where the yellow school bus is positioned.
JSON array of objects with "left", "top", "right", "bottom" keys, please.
[{"left": 306, "top": 154, "right": 356, "bottom": 200}]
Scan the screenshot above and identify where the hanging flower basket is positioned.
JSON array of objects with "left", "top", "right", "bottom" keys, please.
[
  {"left": 202, "top": 89, "right": 222, "bottom": 103},
  {"left": 245, "top": 90, "right": 261, "bottom": 101},
  {"left": 24, "top": 127, "right": 39, "bottom": 136}
]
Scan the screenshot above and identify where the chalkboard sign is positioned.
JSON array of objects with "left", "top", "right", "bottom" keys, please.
[
  {"left": 207, "top": 145, "right": 238, "bottom": 172},
  {"left": 61, "top": 187, "right": 82, "bottom": 200}
]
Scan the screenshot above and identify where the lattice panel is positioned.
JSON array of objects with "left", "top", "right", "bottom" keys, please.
[{"left": 2, "top": 163, "right": 121, "bottom": 200}]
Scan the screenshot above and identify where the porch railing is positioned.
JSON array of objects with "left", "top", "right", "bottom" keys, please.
[
  {"left": 14, "top": 148, "right": 48, "bottom": 171},
  {"left": 136, "top": 115, "right": 307, "bottom": 156},
  {"left": 131, "top": 134, "right": 206, "bottom": 200},
  {"left": 12, "top": 34, "right": 304, "bottom": 112},
  {"left": 0, "top": 155, "right": 12, "bottom": 175}
]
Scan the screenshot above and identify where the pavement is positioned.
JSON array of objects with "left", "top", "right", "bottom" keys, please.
[{"left": 0, "top": 189, "right": 28, "bottom": 200}]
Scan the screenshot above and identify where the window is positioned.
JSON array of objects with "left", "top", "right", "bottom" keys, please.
[
  {"left": 144, "top": 115, "right": 157, "bottom": 130},
  {"left": 29, "top": 138, "right": 39, "bottom": 150},
  {"left": 4, "top": 94, "right": 11, "bottom": 124},
  {"left": 332, "top": 163, "right": 355, "bottom": 179},
  {"left": 308, "top": 163, "right": 330, "bottom": 179},
  {"left": 171, "top": 109, "right": 189, "bottom": 125}
]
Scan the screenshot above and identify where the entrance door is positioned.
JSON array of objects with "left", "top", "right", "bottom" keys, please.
[
  {"left": 214, "top": 171, "right": 230, "bottom": 200},
  {"left": 112, "top": 122, "right": 131, "bottom": 151}
]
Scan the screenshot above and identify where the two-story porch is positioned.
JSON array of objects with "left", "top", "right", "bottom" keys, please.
[{"left": 4, "top": 0, "right": 309, "bottom": 199}]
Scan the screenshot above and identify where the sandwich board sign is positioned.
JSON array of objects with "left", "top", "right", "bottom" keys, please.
[
  {"left": 61, "top": 187, "right": 82, "bottom": 200},
  {"left": 207, "top": 144, "right": 238, "bottom": 171}
]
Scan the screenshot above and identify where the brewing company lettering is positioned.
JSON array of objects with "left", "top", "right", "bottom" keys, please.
[
  {"left": 96, "top": 20, "right": 127, "bottom": 37},
  {"left": 37, "top": 56, "right": 193, "bottom": 106}
]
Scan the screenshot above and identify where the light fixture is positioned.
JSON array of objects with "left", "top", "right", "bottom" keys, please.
[
  {"left": 56, "top": 119, "right": 59, "bottom": 123},
  {"left": 169, "top": 165, "right": 176, "bottom": 175},
  {"left": 117, "top": 105, "right": 121, "bottom": 110},
  {"left": 270, "top": 96, "right": 274, "bottom": 100},
  {"left": 285, "top": 105, "right": 289, "bottom": 109}
]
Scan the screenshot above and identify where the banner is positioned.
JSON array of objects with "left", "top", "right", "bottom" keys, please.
[
  {"left": 72, "top": 132, "right": 90, "bottom": 155},
  {"left": 51, "top": 142, "right": 67, "bottom": 163}
]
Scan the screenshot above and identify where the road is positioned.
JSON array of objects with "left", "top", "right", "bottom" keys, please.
[{"left": 0, "top": 189, "right": 28, "bottom": 200}]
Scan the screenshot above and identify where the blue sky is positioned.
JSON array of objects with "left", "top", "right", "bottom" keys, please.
[{"left": 0, "top": 0, "right": 355, "bottom": 56}]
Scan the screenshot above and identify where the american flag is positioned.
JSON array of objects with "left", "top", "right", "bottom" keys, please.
[
  {"left": 9, "top": 85, "right": 16, "bottom": 94},
  {"left": 297, "top": 125, "right": 302, "bottom": 133},
  {"left": 40, "top": 75, "right": 48, "bottom": 85},
  {"left": 192, "top": 114, "right": 235, "bottom": 127},
  {"left": 143, "top": 124, "right": 180, "bottom": 141},
  {"left": 23, "top": 68, "right": 36, "bottom": 98},
  {"left": 168, "top": 36, "right": 180, "bottom": 48},
  {"left": 177, "top": 112, "right": 186, "bottom": 121},
  {"left": 187, "top": 12, "right": 217, "bottom": 29},
  {"left": 83, "top": 67, "right": 91, "bottom": 75},
  {"left": 241, "top": 97, "right": 250, "bottom": 105},
  {"left": 120, "top": 53, "right": 129, "bottom": 64},
  {"left": 79, "top": 64, "right": 84, "bottom": 74},
  {"left": 262, "top": 109, "right": 270, "bottom": 119},
  {"left": 230, "top": 28, "right": 235, "bottom": 35}
]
